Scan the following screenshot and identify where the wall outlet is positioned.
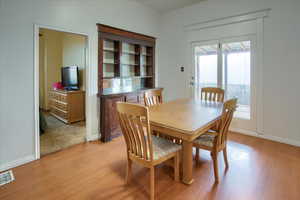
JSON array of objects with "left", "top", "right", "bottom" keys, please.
[{"left": 180, "top": 66, "right": 184, "bottom": 72}]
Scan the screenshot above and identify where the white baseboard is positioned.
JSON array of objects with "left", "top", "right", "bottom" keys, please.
[
  {"left": 0, "top": 155, "right": 35, "bottom": 172},
  {"left": 259, "top": 134, "right": 300, "bottom": 147},
  {"left": 86, "top": 133, "right": 100, "bottom": 142},
  {"left": 230, "top": 128, "right": 300, "bottom": 147},
  {"left": 230, "top": 127, "right": 258, "bottom": 137}
]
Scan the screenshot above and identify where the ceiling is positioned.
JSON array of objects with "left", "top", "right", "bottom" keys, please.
[{"left": 134, "top": 0, "right": 206, "bottom": 13}]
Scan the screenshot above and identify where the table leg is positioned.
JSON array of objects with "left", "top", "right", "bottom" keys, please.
[{"left": 182, "top": 140, "right": 194, "bottom": 185}]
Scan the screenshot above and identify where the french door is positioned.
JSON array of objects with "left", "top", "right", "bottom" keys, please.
[{"left": 191, "top": 36, "right": 257, "bottom": 131}]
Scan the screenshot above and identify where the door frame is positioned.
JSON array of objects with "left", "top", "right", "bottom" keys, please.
[
  {"left": 33, "top": 24, "right": 91, "bottom": 159},
  {"left": 185, "top": 10, "right": 267, "bottom": 135},
  {"left": 190, "top": 34, "right": 260, "bottom": 133}
]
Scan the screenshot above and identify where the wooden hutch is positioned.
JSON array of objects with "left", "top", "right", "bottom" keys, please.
[{"left": 97, "top": 24, "right": 162, "bottom": 142}]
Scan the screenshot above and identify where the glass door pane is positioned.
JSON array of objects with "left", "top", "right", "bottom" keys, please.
[
  {"left": 222, "top": 41, "right": 251, "bottom": 119},
  {"left": 194, "top": 44, "right": 218, "bottom": 98}
]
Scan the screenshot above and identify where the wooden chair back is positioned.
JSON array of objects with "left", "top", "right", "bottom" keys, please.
[
  {"left": 216, "top": 98, "right": 237, "bottom": 147},
  {"left": 117, "top": 102, "right": 154, "bottom": 161},
  {"left": 144, "top": 89, "right": 163, "bottom": 106},
  {"left": 201, "top": 87, "right": 225, "bottom": 102}
]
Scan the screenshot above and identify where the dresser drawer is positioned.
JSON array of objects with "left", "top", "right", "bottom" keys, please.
[
  {"left": 58, "top": 94, "right": 68, "bottom": 102},
  {"left": 49, "top": 91, "right": 68, "bottom": 102},
  {"left": 51, "top": 108, "right": 68, "bottom": 120},
  {"left": 56, "top": 101, "right": 68, "bottom": 111},
  {"left": 49, "top": 92, "right": 59, "bottom": 100},
  {"left": 50, "top": 100, "right": 68, "bottom": 111}
]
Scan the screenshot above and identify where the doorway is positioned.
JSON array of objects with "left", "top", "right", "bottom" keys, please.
[
  {"left": 37, "top": 27, "right": 88, "bottom": 156},
  {"left": 191, "top": 36, "right": 257, "bottom": 131}
]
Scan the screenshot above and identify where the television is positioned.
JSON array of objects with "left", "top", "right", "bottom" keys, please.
[{"left": 61, "top": 66, "right": 80, "bottom": 90}]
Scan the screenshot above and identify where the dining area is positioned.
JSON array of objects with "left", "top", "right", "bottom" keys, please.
[{"left": 117, "top": 88, "right": 237, "bottom": 200}]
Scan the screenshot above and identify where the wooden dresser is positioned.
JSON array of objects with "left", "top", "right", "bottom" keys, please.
[{"left": 49, "top": 90, "right": 85, "bottom": 124}]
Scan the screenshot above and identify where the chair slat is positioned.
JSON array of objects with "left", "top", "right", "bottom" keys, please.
[
  {"left": 144, "top": 89, "right": 163, "bottom": 107},
  {"left": 118, "top": 114, "right": 131, "bottom": 151},
  {"left": 124, "top": 115, "right": 138, "bottom": 155},
  {"left": 137, "top": 118, "right": 148, "bottom": 160},
  {"left": 201, "top": 87, "right": 224, "bottom": 102}
]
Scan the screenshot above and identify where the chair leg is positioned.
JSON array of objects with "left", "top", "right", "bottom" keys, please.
[
  {"left": 126, "top": 158, "right": 132, "bottom": 184},
  {"left": 195, "top": 148, "right": 200, "bottom": 164},
  {"left": 211, "top": 152, "right": 219, "bottom": 183},
  {"left": 150, "top": 167, "right": 155, "bottom": 200},
  {"left": 223, "top": 147, "right": 229, "bottom": 169},
  {"left": 174, "top": 152, "right": 180, "bottom": 182}
]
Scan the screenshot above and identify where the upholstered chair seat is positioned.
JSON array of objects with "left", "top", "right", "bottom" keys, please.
[
  {"left": 193, "top": 133, "right": 217, "bottom": 148},
  {"left": 151, "top": 136, "right": 181, "bottom": 160}
]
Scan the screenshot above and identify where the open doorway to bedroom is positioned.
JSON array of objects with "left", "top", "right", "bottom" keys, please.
[{"left": 38, "top": 28, "right": 88, "bottom": 156}]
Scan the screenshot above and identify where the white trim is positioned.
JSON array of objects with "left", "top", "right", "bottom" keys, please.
[
  {"left": 259, "top": 135, "right": 300, "bottom": 147},
  {"left": 0, "top": 155, "right": 35, "bottom": 172},
  {"left": 34, "top": 24, "right": 94, "bottom": 161},
  {"left": 230, "top": 128, "right": 300, "bottom": 147},
  {"left": 256, "top": 18, "right": 264, "bottom": 135},
  {"left": 230, "top": 127, "right": 259, "bottom": 137},
  {"left": 86, "top": 133, "right": 100, "bottom": 141},
  {"left": 184, "top": 9, "right": 271, "bottom": 31},
  {"left": 34, "top": 24, "right": 40, "bottom": 159}
]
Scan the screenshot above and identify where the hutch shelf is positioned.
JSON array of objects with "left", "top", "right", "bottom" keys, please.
[{"left": 97, "top": 24, "right": 161, "bottom": 142}]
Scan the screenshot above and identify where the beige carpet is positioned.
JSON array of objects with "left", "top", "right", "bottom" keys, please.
[{"left": 40, "top": 113, "right": 86, "bottom": 156}]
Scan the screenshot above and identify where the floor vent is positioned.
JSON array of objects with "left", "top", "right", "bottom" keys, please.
[{"left": 0, "top": 170, "right": 15, "bottom": 186}]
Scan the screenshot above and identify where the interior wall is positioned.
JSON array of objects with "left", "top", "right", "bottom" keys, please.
[
  {"left": 158, "top": 0, "right": 300, "bottom": 144},
  {"left": 62, "top": 33, "right": 86, "bottom": 90},
  {"left": 0, "top": 0, "right": 160, "bottom": 170},
  {"left": 40, "top": 29, "right": 64, "bottom": 110},
  {"left": 39, "top": 35, "right": 46, "bottom": 109}
]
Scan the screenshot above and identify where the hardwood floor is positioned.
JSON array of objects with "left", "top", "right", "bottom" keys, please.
[{"left": 1, "top": 132, "right": 300, "bottom": 200}]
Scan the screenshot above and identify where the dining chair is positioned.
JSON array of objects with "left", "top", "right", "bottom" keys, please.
[
  {"left": 201, "top": 87, "right": 225, "bottom": 102},
  {"left": 193, "top": 98, "right": 237, "bottom": 183},
  {"left": 117, "top": 102, "right": 181, "bottom": 200},
  {"left": 144, "top": 89, "right": 182, "bottom": 144},
  {"left": 144, "top": 89, "right": 163, "bottom": 107},
  {"left": 201, "top": 87, "right": 225, "bottom": 131}
]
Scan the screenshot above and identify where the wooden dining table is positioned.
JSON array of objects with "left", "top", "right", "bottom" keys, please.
[{"left": 149, "top": 98, "right": 223, "bottom": 185}]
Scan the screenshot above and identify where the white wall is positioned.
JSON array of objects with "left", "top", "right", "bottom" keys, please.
[
  {"left": 0, "top": 0, "right": 159, "bottom": 170},
  {"left": 158, "top": 0, "right": 300, "bottom": 144}
]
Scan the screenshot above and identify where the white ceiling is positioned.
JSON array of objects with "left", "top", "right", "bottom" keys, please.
[{"left": 134, "top": 0, "right": 206, "bottom": 13}]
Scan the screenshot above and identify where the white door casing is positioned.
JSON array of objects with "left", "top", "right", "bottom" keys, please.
[{"left": 185, "top": 9, "right": 268, "bottom": 134}]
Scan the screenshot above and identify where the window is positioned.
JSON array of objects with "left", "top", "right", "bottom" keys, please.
[{"left": 194, "top": 40, "right": 252, "bottom": 119}]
